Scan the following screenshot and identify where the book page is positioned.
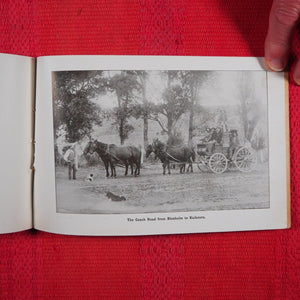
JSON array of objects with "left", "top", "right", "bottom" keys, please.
[
  {"left": 0, "top": 53, "right": 35, "bottom": 233},
  {"left": 34, "top": 56, "right": 289, "bottom": 236}
]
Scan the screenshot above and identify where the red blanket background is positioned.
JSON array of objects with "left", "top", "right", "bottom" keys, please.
[{"left": 0, "top": 1, "right": 299, "bottom": 299}]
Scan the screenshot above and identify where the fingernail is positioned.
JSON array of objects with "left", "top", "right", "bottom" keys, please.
[{"left": 266, "top": 58, "right": 285, "bottom": 71}]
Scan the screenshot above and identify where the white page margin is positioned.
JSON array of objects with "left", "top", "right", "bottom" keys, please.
[{"left": 34, "top": 56, "right": 289, "bottom": 236}]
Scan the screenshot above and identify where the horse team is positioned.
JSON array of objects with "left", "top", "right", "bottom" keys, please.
[
  {"left": 84, "top": 140, "right": 141, "bottom": 177},
  {"left": 84, "top": 139, "right": 195, "bottom": 178}
]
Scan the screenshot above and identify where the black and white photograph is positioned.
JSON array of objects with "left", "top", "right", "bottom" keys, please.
[{"left": 52, "top": 68, "right": 269, "bottom": 214}]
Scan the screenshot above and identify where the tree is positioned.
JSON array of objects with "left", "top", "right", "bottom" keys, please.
[
  {"left": 52, "top": 71, "right": 107, "bottom": 142},
  {"left": 126, "top": 71, "right": 149, "bottom": 147},
  {"left": 137, "top": 71, "right": 149, "bottom": 147},
  {"left": 109, "top": 71, "right": 140, "bottom": 144},
  {"left": 129, "top": 70, "right": 211, "bottom": 145},
  {"left": 147, "top": 72, "right": 190, "bottom": 142},
  {"left": 237, "top": 71, "right": 267, "bottom": 144},
  {"left": 178, "top": 71, "right": 212, "bottom": 143}
]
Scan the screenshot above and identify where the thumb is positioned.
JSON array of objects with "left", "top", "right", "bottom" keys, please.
[{"left": 265, "top": 0, "right": 300, "bottom": 74}]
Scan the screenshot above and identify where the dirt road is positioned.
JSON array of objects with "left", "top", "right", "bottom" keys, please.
[{"left": 56, "top": 163, "right": 269, "bottom": 214}]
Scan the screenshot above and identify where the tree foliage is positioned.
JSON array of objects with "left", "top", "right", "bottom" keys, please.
[
  {"left": 52, "top": 69, "right": 213, "bottom": 147},
  {"left": 52, "top": 71, "right": 108, "bottom": 142},
  {"left": 133, "top": 71, "right": 190, "bottom": 141},
  {"left": 134, "top": 71, "right": 211, "bottom": 143},
  {"left": 108, "top": 71, "right": 141, "bottom": 144},
  {"left": 132, "top": 71, "right": 149, "bottom": 146},
  {"left": 237, "top": 71, "right": 267, "bottom": 148},
  {"left": 179, "top": 71, "right": 212, "bottom": 141},
  {"left": 155, "top": 83, "right": 190, "bottom": 134}
]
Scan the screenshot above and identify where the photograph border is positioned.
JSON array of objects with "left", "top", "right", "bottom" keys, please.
[{"left": 52, "top": 68, "right": 271, "bottom": 214}]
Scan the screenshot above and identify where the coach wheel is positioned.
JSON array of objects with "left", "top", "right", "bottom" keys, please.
[
  {"left": 234, "top": 146, "right": 257, "bottom": 172},
  {"left": 208, "top": 153, "right": 228, "bottom": 174}
]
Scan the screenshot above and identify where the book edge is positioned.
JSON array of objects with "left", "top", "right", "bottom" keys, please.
[{"left": 285, "top": 72, "right": 291, "bottom": 229}]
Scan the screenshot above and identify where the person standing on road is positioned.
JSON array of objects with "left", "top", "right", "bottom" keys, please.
[{"left": 63, "top": 143, "right": 78, "bottom": 180}]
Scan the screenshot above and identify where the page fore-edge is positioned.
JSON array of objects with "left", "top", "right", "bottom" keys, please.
[
  {"left": 31, "top": 58, "right": 37, "bottom": 229},
  {"left": 285, "top": 72, "right": 291, "bottom": 228}
]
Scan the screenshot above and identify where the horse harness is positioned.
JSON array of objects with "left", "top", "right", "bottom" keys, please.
[
  {"left": 105, "top": 144, "right": 120, "bottom": 162},
  {"left": 156, "top": 145, "right": 182, "bottom": 163},
  {"left": 165, "top": 151, "right": 181, "bottom": 162}
]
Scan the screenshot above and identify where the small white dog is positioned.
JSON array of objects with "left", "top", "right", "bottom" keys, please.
[{"left": 85, "top": 173, "right": 94, "bottom": 182}]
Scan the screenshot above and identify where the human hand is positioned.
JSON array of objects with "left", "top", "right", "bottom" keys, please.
[{"left": 265, "top": 0, "right": 300, "bottom": 84}]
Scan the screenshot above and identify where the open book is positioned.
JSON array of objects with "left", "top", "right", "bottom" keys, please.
[{"left": 0, "top": 53, "right": 290, "bottom": 236}]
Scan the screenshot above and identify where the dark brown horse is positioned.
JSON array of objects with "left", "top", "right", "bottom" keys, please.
[
  {"left": 84, "top": 140, "right": 112, "bottom": 177},
  {"left": 146, "top": 140, "right": 195, "bottom": 175},
  {"left": 84, "top": 140, "right": 141, "bottom": 177}
]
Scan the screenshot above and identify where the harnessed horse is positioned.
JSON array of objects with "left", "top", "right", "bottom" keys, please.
[
  {"left": 146, "top": 140, "right": 195, "bottom": 175},
  {"left": 84, "top": 140, "right": 141, "bottom": 177}
]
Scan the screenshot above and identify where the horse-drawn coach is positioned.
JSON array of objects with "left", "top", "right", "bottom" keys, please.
[
  {"left": 83, "top": 127, "right": 257, "bottom": 178},
  {"left": 145, "top": 127, "right": 257, "bottom": 176},
  {"left": 195, "top": 128, "right": 257, "bottom": 174}
]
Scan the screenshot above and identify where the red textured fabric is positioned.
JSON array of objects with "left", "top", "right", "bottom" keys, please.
[{"left": 0, "top": 0, "right": 299, "bottom": 299}]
